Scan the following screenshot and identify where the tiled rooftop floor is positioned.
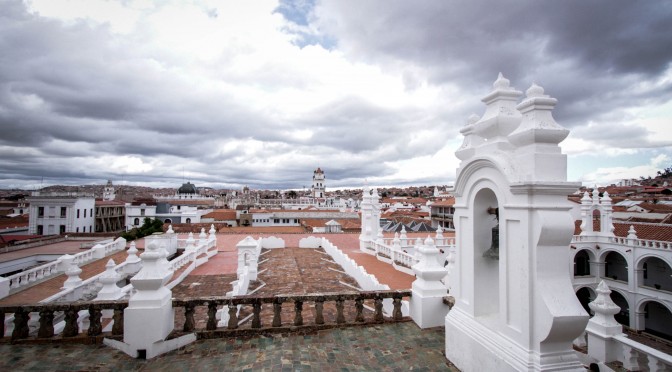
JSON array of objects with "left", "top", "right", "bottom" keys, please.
[{"left": 0, "top": 322, "right": 458, "bottom": 371}]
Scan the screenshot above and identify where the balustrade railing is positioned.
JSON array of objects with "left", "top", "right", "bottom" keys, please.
[
  {"left": 0, "top": 290, "right": 410, "bottom": 341},
  {"left": 0, "top": 300, "right": 128, "bottom": 341},
  {"left": 4, "top": 238, "right": 126, "bottom": 294},
  {"left": 572, "top": 234, "right": 671, "bottom": 250},
  {"left": 613, "top": 334, "right": 672, "bottom": 370},
  {"left": 173, "top": 290, "right": 411, "bottom": 333}
]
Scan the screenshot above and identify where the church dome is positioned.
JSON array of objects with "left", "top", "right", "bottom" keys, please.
[{"left": 178, "top": 182, "right": 198, "bottom": 194}]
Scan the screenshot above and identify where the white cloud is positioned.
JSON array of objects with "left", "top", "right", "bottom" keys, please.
[{"left": 2, "top": 1, "right": 671, "bottom": 190}]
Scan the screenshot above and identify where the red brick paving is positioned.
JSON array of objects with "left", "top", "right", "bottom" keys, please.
[{"left": 191, "top": 233, "right": 437, "bottom": 290}]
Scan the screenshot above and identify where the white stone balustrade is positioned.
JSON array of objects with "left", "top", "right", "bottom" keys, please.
[
  {"left": 585, "top": 281, "right": 672, "bottom": 370},
  {"left": 1, "top": 237, "right": 126, "bottom": 298}
]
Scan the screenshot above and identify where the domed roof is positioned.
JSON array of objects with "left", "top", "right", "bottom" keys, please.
[{"left": 178, "top": 182, "right": 198, "bottom": 194}]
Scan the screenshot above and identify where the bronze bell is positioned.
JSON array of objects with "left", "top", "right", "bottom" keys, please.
[{"left": 483, "top": 207, "right": 499, "bottom": 260}]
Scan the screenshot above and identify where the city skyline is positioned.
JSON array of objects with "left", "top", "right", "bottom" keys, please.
[{"left": 1, "top": 0, "right": 671, "bottom": 190}]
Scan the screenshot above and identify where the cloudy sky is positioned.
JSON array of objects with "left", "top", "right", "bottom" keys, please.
[{"left": 1, "top": 0, "right": 671, "bottom": 191}]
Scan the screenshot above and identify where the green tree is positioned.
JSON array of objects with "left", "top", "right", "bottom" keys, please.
[{"left": 121, "top": 217, "right": 164, "bottom": 241}]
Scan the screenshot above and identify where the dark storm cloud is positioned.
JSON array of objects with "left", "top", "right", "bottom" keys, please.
[{"left": 315, "top": 0, "right": 672, "bottom": 128}]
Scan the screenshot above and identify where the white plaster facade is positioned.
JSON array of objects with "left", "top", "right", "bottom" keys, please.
[
  {"left": 28, "top": 192, "right": 96, "bottom": 235},
  {"left": 125, "top": 203, "right": 157, "bottom": 230}
]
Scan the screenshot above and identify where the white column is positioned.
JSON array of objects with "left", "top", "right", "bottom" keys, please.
[
  {"left": 586, "top": 281, "right": 623, "bottom": 364},
  {"left": 105, "top": 241, "right": 195, "bottom": 359},
  {"left": 411, "top": 237, "right": 449, "bottom": 328}
]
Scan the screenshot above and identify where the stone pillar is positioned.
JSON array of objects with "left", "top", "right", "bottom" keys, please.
[
  {"left": 411, "top": 237, "right": 449, "bottom": 328},
  {"left": 92, "top": 243, "right": 106, "bottom": 259},
  {"left": 123, "top": 241, "right": 142, "bottom": 275},
  {"left": 586, "top": 281, "right": 623, "bottom": 364},
  {"left": 96, "top": 259, "right": 122, "bottom": 301},
  {"left": 105, "top": 241, "right": 195, "bottom": 358},
  {"left": 579, "top": 191, "right": 593, "bottom": 235},
  {"left": 359, "top": 184, "right": 373, "bottom": 251},
  {"left": 185, "top": 232, "right": 196, "bottom": 253},
  {"left": 62, "top": 255, "right": 82, "bottom": 289},
  {"left": 435, "top": 226, "right": 444, "bottom": 246},
  {"left": 198, "top": 228, "right": 207, "bottom": 247},
  {"left": 599, "top": 192, "right": 615, "bottom": 237},
  {"left": 399, "top": 226, "right": 408, "bottom": 247},
  {"left": 236, "top": 236, "right": 258, "bottom": 281}
]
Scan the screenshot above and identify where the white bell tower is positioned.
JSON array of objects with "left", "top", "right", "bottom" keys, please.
[
  {"left": 444, "top": 74, "right": 588, "bottom": 372},
  {"left": 103, "top": 180, "right": 115, "bottom": 201},
  {"left": 312, "top": 168, "right": 325, "bottom": 198}
]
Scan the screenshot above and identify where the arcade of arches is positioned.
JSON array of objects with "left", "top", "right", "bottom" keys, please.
[{"left": 573, "top": 248, "right": 672, "bottom": 341}]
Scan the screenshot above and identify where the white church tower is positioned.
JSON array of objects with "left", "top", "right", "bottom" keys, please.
[
  {"left": 312, "top": 168, "right": 325, "bottom": 198},
  {"left": 103, "top": 180, "right": 115, "bottom": 201},
  {"left": 444, "top": 74, "right": 588, "bottom": 371}
]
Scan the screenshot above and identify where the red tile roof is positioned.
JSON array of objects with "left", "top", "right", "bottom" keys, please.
[
  {"left": 574, "top": 220, "right": 672, "bottom": 242},
  {"left": 202, "top": 210, "right": 237, "bottom": 220},
  {"left": 431, "top": 198, "right": 455, "bottom": 207}
]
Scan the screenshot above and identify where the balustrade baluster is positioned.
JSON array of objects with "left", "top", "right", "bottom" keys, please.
[
  {"left": 650, "top": 357, "right": 670, "bottom": 372},
  {"left": 112, "top": 308, "right": 124, "bottom": 335},
  {"left": 374, "top": 297, "right": 384, "bottom": 322},
  {"left": 207, "top": 302, "right": 218, "bottom": 331},
  {"left": 293, "top": 300, "right": 303, "bottom": 326},
  {"left": 183, "top": 303, "right": 196, "bottom": 332},
  {"left": 37, "top": 309, "right": 55, "bottom": 338},
  {"left": 63, "top": 307, "right": 79, "bottom": 337},
  {"left": 227, "top": 302, "right": 238, "bottom": 329},
  {"left": 88, "top": 306, "right": 103, "bottom": 336},
  {"left": 272, "top": 299, "right": 283, "bottom": 327},
  {"left": 622, "top": 346, "right": 639, "bottom": 371},
  {"left": 315, "top": 298, "right": 325, "bottom": 325},
  {"left": 252, "top": 300, "right": 262, "bottom": 329},
  {"left": 336, "top": 298, "right": 345, "bottom": 324},
  {"left": 11, "top": 308, "right": 30, "bottom": 340},
  {"left": 392, "top": 296, "right": 403, "bottom": 320},
  {"left": 354, "top": 298, "right": 364, "bottom": 322}
]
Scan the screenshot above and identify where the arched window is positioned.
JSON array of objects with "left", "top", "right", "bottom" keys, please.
[
  {"left": 134, "top": 218, "right": 140, "bottom": 226},
  {"left": 186, "top": 218, "right": 191, "bottom": 224},
  {"left": 604, "top": 251, "right": 628, "bottom": 282},
  {"left": 574, "top": 250, "right": 591, "bottom": 276}
]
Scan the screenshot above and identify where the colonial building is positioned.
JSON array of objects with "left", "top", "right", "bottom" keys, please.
[
  {"left": 312, "top": 167, "right": 325, "bottom": 198},
  {"left": 429, "top": 197, "right": 455, "bottom": 230},
  {"left": 102, "top": 180, "right": 116, "bottom": 201},
  {"left": 94, "top": 200, "right": 126, "bottom": 233},
  {"left": 570, "top": 191, "right": 672, "bottom": 341},
  {"left": 27, "top": 192, "right": 95, "bottom": 234}
]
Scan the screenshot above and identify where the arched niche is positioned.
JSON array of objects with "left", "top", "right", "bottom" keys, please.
[{"left": 472, "top": 186, "right": 500, "bottom": 318}]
